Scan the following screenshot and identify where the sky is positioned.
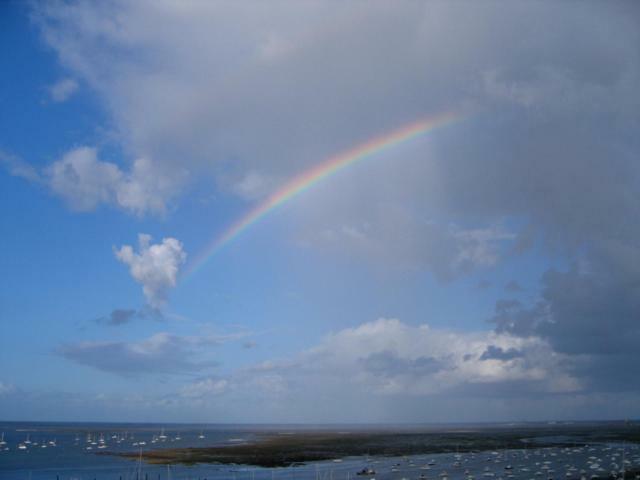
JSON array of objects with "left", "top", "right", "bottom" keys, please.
[{"left": 1, "top": 0, "right": 639, "bottom": 423}]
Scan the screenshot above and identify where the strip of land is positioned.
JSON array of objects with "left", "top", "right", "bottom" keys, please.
[{"left": 113, "top": 423, "right": 640, "bottom": 467}]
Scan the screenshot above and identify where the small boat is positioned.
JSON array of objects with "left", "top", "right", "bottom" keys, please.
[{"left": 356, "top": 468, "right": 376, "bottom": 476}]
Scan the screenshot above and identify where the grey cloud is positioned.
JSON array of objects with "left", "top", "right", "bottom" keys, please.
[
  {"left": 505, "top": 280, "right": 523, "bottom": 292},
  {"left": 48, "top": 77, "right": 78, "bottom": 102},
  {"left": 360, "top": 351, "right": 444, "bottom": 378},
  {"left": 95, "top": 309, "right": 139, "bottom": 326},
  {"left": 479, "top": 345, "right": 523, "bottom": 361},
  {"left": 57, "top": 332, "right": 221, "bottom": 376},
  {"left": 491, "top": 299, "right": 546, "bottom": 338},
  {"left": 31, "top": 1, "right": 640, "bottom": 273},
  {"left": 493, "top": 265, "right": 640, "bottom": 358}
]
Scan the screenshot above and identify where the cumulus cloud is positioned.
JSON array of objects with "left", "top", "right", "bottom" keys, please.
[
  {"left": 46, "top": 147, "right": 185, "bottom": 214},
  {"left": 168, "top": 317, "right": 585, "bottom": 421},
  {"left": 48, "top": 77, "right": 78, "bottom": 102},
  {"left": 47, "top": 147, "right": 123, "bottom": 211},
  {"left": 115, "top": 234, "right": 186, "bottom": 309},
  {"left": 1, "top": 147, "right": 186, "bottom": 215},
  {"left": 233, "top": 318, "right": 578, "bottom": 400}
]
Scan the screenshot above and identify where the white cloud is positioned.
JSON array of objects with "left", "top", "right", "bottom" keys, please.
[
  {"left": 0, "top": 150, "right": 41, "bottom": 183},
  {"left": 285, "top": 318, "right": 579, "bottom": 396},
  {"left": 114, "top": 157, "right": 186, "bottom": 215},
  {"left": 49, "top": 77, "right": 78, "bottom": 102},
  {"left": 0, "top": 381, "right": 15, "bottom": 396},
  {"left": 228, "top": 170, "right": 279, "bottom": 201},
  {"left": 180, "top": 377, "right": 229, "bottom": 398},
  {"left": 170, "top": 317, "right": 581, "bottom": 420},
  {"left": 115, "top": 234, "right": 186, "bottom": 309},
  {"left": 224, "top": 318, "right": 581, "bottom": 399},
  {"left": 47, "top": 147, "right": 123, "bottom": 211},
  {"left": 45, "top": 147, "right": 185, "bottom": 215}
]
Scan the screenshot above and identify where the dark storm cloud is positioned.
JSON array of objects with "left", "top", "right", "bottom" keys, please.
[
  {"left": 492, "top": 265, "right": 640, "bottom": 358},
  {"left": 491, "top": 259, "right": 640, "bottom": 392}
]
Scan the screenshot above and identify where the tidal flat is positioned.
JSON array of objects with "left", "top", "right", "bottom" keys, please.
[{"left": 115, "top": 422, "right": 640, "bottom": 467}]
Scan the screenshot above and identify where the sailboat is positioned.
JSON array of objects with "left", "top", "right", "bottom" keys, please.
[{"left": 0, "top": 433, "right": 5, "bottom": 446}]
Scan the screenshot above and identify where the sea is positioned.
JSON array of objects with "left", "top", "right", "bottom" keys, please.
[{"left": 0, "top": 422, "right": 638, "bottom": 480}]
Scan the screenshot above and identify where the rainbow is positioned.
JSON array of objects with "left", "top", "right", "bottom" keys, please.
[{"left": 184, "top": 110, "right": 463, "bottom": 278}]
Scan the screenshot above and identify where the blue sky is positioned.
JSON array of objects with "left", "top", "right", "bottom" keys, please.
[{"left": 1, "top": 1, "right": 639, "bottom": 423}]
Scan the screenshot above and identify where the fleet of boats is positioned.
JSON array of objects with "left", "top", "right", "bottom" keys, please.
[
  {"left": 0, "top": 429, "right": 639, "bottom": 480},
  {"left": 0, "top": 428, "right": 203, "bottom": 453},
  {"left": 348, "top": 445, "right": 640, "bottom": 480}
]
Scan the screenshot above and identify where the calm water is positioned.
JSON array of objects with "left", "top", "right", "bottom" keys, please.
[{"left": 0, "top": 422, "right": 638, "bottom": 480}]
